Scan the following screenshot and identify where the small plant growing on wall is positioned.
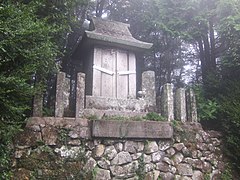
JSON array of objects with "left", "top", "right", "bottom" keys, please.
[
  {"left": 58, "top": 128, "right": 70, "bottom": 146},
  {"left": 136, "top": 154, "right": 145, "bottom": 180},
  {"left": 143, "top": 112, "right": 166, "bottom": 121}
]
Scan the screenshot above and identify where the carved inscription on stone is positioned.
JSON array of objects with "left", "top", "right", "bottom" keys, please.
[{"left": 92, "top": 120, "right": 173, "bottom": 139}]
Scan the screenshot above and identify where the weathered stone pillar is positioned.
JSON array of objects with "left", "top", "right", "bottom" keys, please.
[
  {"left": 55, "top": 72, "right": 66, "bottom": 117},
  {"left": 161, "top": 83, "right": 174, "bottom": 121},
  {"left": 142, "top": 71, "right": 156, "bottom": 110},
  {"left": 186, "top": 88, "right": 198, "bottom": 122},
  {"left": 175, "top": 88, "right": 186, "bottom": 122},
  {"left": 32, "top": 93, "right": 43, "bottom": 117},
  {"left": 75, "top": 72, "right": 86, "bottom": 118}
]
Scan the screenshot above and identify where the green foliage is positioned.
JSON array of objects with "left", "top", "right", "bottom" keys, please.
[
  {"left": 221, "top": 164, "right": 233, "bottom": 180},
  {"left": 136, "top": 154, "right": 145, "bottom": 180},
  {"left": 58, "top": 128, "right": 70, "bottom": 146},
  {"left": 143, "top": 112, "right": 166, "bottom": 121},
  {"left": 194, "top": 85, "right": 219, "bottom": 121},
  {"left": 203, "top": 173, "right": 211, "bottom": 180},
  {"left": 0, "top": 1, "right": 87, "bottom": 178},
  {"left": 218, "top": 81, "right": 240, "bottom": 172}
]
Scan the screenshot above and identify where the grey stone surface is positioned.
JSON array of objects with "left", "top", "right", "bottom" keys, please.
[
  {"left": 143, "top": 154, "right": 152, "bottom": 163},
  {"left": 163, "top": 157, "right": 174, "bottom": 165},
  {"left": 186, "top": 88, "right": 198, "bottom": 122},
  {"left": 156, "top": 162, "right": 171, "bottom": 172},
  {"left": 85, "top": 95, "right": 151, "bottom": 112},
  {"left": 95, "top": 144, "right": 105, "bottom": 158},
  {"left": 152, "top": 151, "right": 163, "bottom": 163},
  {"left": 161, "top": 83, "right": 174, "bottom": 121},
  {"left": 145, "top": 163, "right": 155, "bottom": 172},
  {"left": 192, "top": 159, "right": 203, "bottom": 170},
  {"left": 173, "top": 153, "right": 184, "bottom": 165},
  {"left": 124, "top": 141, "right": 144, "bottom": 153},
  {"left": 98, "top": 158, "right": 111, "bottom": 169},
  {"left": 142, "top": 71, "right": 156, "bottom": 110},
  {"left": 202, "top": 161, "right": 212, "bottom": 173},
  {"left": 111, "top": 151, "right": 132, "bottom": 165},
  {"left": 79, "top": 127, "right": 91, "bottom": 139},
  {"left": 173, "top": 143, "right": 185, "bottom": 151},
  {"left": 83, "top": 157, "right": 97, "bottom": 171},
  {"left": 115, "top": 142, "right": 123, "bottom": 152},
  {"left": 104, "top": 145, "right": 117, "bottom": 160},
  {"left": 166, "top": 147, "right": 176, "bottom": 156},
  {"left": 192, "top": 170, "right": 204, "bottom": 180},
  {"left": 182, "top": 147, "right": 191, "bottom": 157},
  {"left": 95, "top": 168, "right": 111, "bottom": 180},
  {"left": 131, "top": 153, "right": 142, "bottom": 160},
  {"left": 75, "top": 73, "right": 85, "bottom": 118},
  {"left": 183, "top": 157, "right": 195, "bottom": 165},
  {"left": 55, "top": 72, "right": 68, "bottom": 117},
  {"left": 160, "top": 172, "right": 174, "bottom": 180},
  {"left": 85, "top": 17, "right": 153, "bottom": 51},
  {"left": 92, "top": 120, "right": 173, "bottom": 139},
  {"left": 175, "top": 88, "right": 187, "bottom": 122},
  {"left": 177, "top": 163, "right": 193, "bottom": 176},
  {"left": 145, "top": 141, "right": 159, "bottom": 154},
  {"left": 158, "top": 140, "right": 171, "bottom": 151},
  {"left": 145, "top": 170, "right": 160, "bottom": 180},
  {"left": 110, "top": 161, "right": 138, "bottom": 178},
  {"left": 110, "top": 165, "right": 124, "bottom": 177},
  {"left": 83, "top": 109, "right": 147, "bottom": 119},
  {"left": 42, "top": 126, "right": 58, "bottom": 145},
  {"left": 68, "top": 130, "right": 79, "bottom": 139},
  {"left": 32, "top": 93, "right": 43, "bottom": 117}
]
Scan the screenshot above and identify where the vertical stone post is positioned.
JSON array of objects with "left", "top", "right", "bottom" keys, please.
[
  {"left": 142, "top": 71, "right": 156, "bottom": 110},
  {"left": 186, "top": 88, "right": 198, "bottom": 122},
  {"left": 75, "top": 72, "right": 85, "bottom": 118},
  {"left": 32, "top": 93, "right": 43, "bottom": 117},
  {"left": 55, "top": 72, "right": 66, "bottom": 117},
  {"left": 175, "top": 88, "right": 186, "bottom": 122},
  {"left": 161, "top": 83, "right": 174, "bottom": 121}
]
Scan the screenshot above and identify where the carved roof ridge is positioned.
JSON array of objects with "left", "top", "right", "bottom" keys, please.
[{"left": 85, "top": 17, "right": 153, "bottom": 50}]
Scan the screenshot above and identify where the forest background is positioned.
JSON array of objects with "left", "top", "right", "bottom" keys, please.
[{"left": 0, "top": 0, "right": 240, "bottom": 178}]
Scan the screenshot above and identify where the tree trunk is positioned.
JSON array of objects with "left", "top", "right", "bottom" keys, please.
[{"left": 209, "top": 19, "right": 216, "bottom": 70}]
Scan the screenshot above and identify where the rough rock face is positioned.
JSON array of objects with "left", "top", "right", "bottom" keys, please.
[{"left": 13, "top": 118, "right": 225, "bottom": 179}]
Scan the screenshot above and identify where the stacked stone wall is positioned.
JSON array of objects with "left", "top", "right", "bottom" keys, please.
[{"left": 13, "top": 118, "right": 224, "bottom": 180}]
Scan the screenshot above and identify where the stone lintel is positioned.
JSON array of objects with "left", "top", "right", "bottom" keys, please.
[{"left": 92, "top": 120, "right": 173, "bottom": 139}]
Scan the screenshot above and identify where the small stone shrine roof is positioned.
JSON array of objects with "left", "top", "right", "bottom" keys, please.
[{"left": 84, "top": 17, "right": 153, "bottom": 51}]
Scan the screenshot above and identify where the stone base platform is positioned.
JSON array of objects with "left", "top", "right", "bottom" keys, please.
[
  {"left": 83, "top": 108, "right": 148, "bottom": 119},
  {"left": 85, "top": 96, "right": 155, "bottom": 112}
]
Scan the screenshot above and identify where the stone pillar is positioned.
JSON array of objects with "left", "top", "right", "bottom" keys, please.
[
  {"left": 55, "top": 72, "right": 66, "bottom": 117},
  {"left": 75, "top": 72, "right": 85, "bottom": 118},
  {"left": 186, "top": 88, "right": 198, "bottom": 122},
  {"left": 32, "top": 93, "right": 43, "bottom": 117},
  {"left": 142, "top": 71, "right": 156, "bottom": 109},
  {"left": 175, "top": 88, "right": 186, "bottom": 122},
  {"left": 161, "top": 83, "right": 174, "bottom": 121}
]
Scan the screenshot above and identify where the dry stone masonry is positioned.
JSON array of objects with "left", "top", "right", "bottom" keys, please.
[{"left": 13, "top": 118, "right": 225, "bottom": 179}]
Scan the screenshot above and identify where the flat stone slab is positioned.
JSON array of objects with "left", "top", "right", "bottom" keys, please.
[{"left": 92, "top": 120, "right": 173, "bottom": 139}]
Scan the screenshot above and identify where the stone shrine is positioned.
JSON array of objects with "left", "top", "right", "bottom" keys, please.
[{"left": 72, "top": 17, "right": 154, "bottom": 113}]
